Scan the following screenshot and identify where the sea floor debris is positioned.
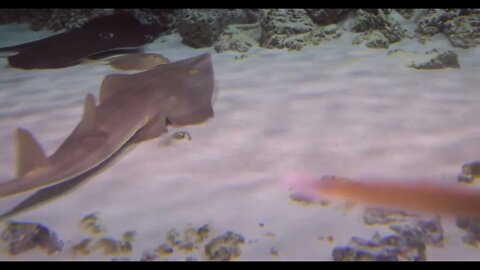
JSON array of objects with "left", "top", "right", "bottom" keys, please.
[
  {"left": 71, "top": 212, "right": 135, "bottom": 257},
  {"left": 143, "top": 224, "right": 246, "bottom": 261},
  {"left": 409, "top": 50, "right": 460, "bottom": 69},
  {"left": 365, "top": 207, "right": 444, "bottom": 246},
  {"left": 332, "top": 233, "right": 427, "bottom": 261},
  {"left": 332, "top": 207, "right": 444, "bottom": 261},
  {"left": 204, "top": 231, "right": 245, "bottom": 261},
  {"left": 456, "top": 216, "right": 480, "bottom": 247},
  {"left": 458, "top": 161, "right": 480, "bottom": 183},
  {"left": 1, "top": 221, "right": 63, "bottom": 256},
  {"left": 164, "top": 224, "right": 211, "bottom": 253}
]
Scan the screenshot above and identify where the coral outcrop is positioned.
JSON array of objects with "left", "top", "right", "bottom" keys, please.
[
  {"left": 1, "top": 9, "right": 479, "bottom": 51},
  {"left": 259, "top": 9, "right": 315, "bottom": 50},
  {"left": 177, "top": 9, "right": 258, "bottom": 48},
  {"left": 350, "top": 9, "right": 408, "bottom": 48}
]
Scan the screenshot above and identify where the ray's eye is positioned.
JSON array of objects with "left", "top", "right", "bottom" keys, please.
[
  {"left": 99, "top": 32, "right": 115, "bottom": 40},
  {"left": 144, "top": 35, "right": 154, "bottom": 42}
]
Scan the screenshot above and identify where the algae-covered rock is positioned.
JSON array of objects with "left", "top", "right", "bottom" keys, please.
[
  {"left": 1, "top": 221, "right": 63, "bottom": 255},
  {"left": 204, "top": 231, "right": 245, "bottom": 261},
  {"left": 332, "top": 233, "right": 426, "bottom": 261},
  {"left": 458, "top": 161, "right": 480, "bottom": 183},
  {"left": 156, "top": 243, "right": 174, "bottom": 256},
  {"left": 309, "top": 25, "right": 343, "bottom": 46},
  {"left": 390, "top": 218, "right": 444, "bottom": 247},
  {"left": 71, "top": 235, "right": 134, "bottom": 257},
  {"left": 416, "top": 9, "right": 459, "bottom": 37},
  {"left": 214, "top": 23, "right": 260, "bottom": 53},
  {"left": 269, "top": 246, "right": 279, "bottom": 256},
  {"left": 73, "top": 213, "right": 136, "bottom": 257},
  {"left": 140, "top": 250, "right": 158, "bottom": 261},
  {"left": 94, "top": 237, "right": 132, "bottom": 256},
  {"left": 259, "top": 9, "right": 315, "bottom": 50},
  {"left": 350, "top": 9, "right": 407, "bottom": 44},
  {"left": 415, "top": 9, "right": 480, "bottom": 48},
  {"left": 177, "top": 9, "right": 257, "bottom": 48},
  {"left": 71, "top": 238, "right": 94, "bottom": 256},
  {"left": 165, "top": 224, "right": 211, "bottom": 252},
  {"left": 352, "top": 30, "right": 390, "bottom": 48},
  {"left": 455, "top": 216, "right": 480, "bottom": 247},
  {"left": 443, "top": 13, "right": 480, "bottom": 48},
  {"left": 363, "top": 207, "right": 421, "bottom": 225},
  {"left": 260, "top": 19, "right": 343, "bottom": 51},
  {"left": 79, "top": 212, "right": 106, "bottom": 236},
  {"left": 363, "top": 207, "right": 444, "bottom": 247},
  {"left": 305, "top": 9, "right": 351, "bottom": 25},
  {"left": 409, "top": 50, "right": 460, "bottom": 69},
  {"left": 395, "top": 9, "right": 415, "bottom": 19}
]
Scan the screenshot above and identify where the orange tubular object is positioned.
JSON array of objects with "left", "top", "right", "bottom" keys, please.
[{"left": 313, "top": 177, "right": 480, "bottom": 218}]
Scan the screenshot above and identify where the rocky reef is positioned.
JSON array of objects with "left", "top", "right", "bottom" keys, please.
[
  {"left": 416, "top": 9, "right": 480, "bottom": 48},
  {"left": 1, "top": 9, "right": 479, "bottom": 52},
  {"left": 259, "top": 9, "right": 315, "bottom": 50},
  {"left": 177, "top": 9, "right": 257, "bottom": 48},
  {"left": 350, "top": 9, "right": 408, "bottom": 48}
]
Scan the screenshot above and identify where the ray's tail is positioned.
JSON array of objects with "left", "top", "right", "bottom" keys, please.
[{"left": 0, "top": 42, "right": 33, "bottom": 53}]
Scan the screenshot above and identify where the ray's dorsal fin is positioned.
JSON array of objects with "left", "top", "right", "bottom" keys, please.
[
  {"left": 77, "top": 93, "right": 97, "bottom": 136},
  {"left": 99, "top": 74, "right": 133, "bottom": 104},
  {"left": 15, "top": 128, "right": 49, "bottom": 178}
]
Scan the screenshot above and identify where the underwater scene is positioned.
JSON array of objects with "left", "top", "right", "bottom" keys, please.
[{"left": 0, "top": 9, "right": 480, "bottom": 261}]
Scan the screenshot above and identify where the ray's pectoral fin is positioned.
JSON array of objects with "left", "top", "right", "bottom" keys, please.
[
  {"left": 15, "top": 128, "right": 49, "bottom": 178},
  {"left": 131, "top": 97, "right": 177, "bottom": 143}
]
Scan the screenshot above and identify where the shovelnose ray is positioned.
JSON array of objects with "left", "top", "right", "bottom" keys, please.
[
  {"left": 0, "top": 53, "right": 216, "bottom": 201},
  {"left": 0, "top": 12, "right": 158, "bottom": 69}
]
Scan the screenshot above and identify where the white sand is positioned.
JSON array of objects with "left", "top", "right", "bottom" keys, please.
[{"left": 1, "top": 23, "right": 480, "bottom": 260}]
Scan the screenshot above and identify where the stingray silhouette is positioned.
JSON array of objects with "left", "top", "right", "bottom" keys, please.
[{"left": 0, "top": 12, "right": 158, "bottom": 69}]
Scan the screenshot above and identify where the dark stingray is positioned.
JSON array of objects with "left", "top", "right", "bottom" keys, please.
[{"left": 0, "top": 12, "right": 158, "bottom": 69}]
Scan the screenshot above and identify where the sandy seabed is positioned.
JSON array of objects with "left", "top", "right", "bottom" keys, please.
[{"left": 0, "top": 23, "right": 480, "bottom": 260}]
